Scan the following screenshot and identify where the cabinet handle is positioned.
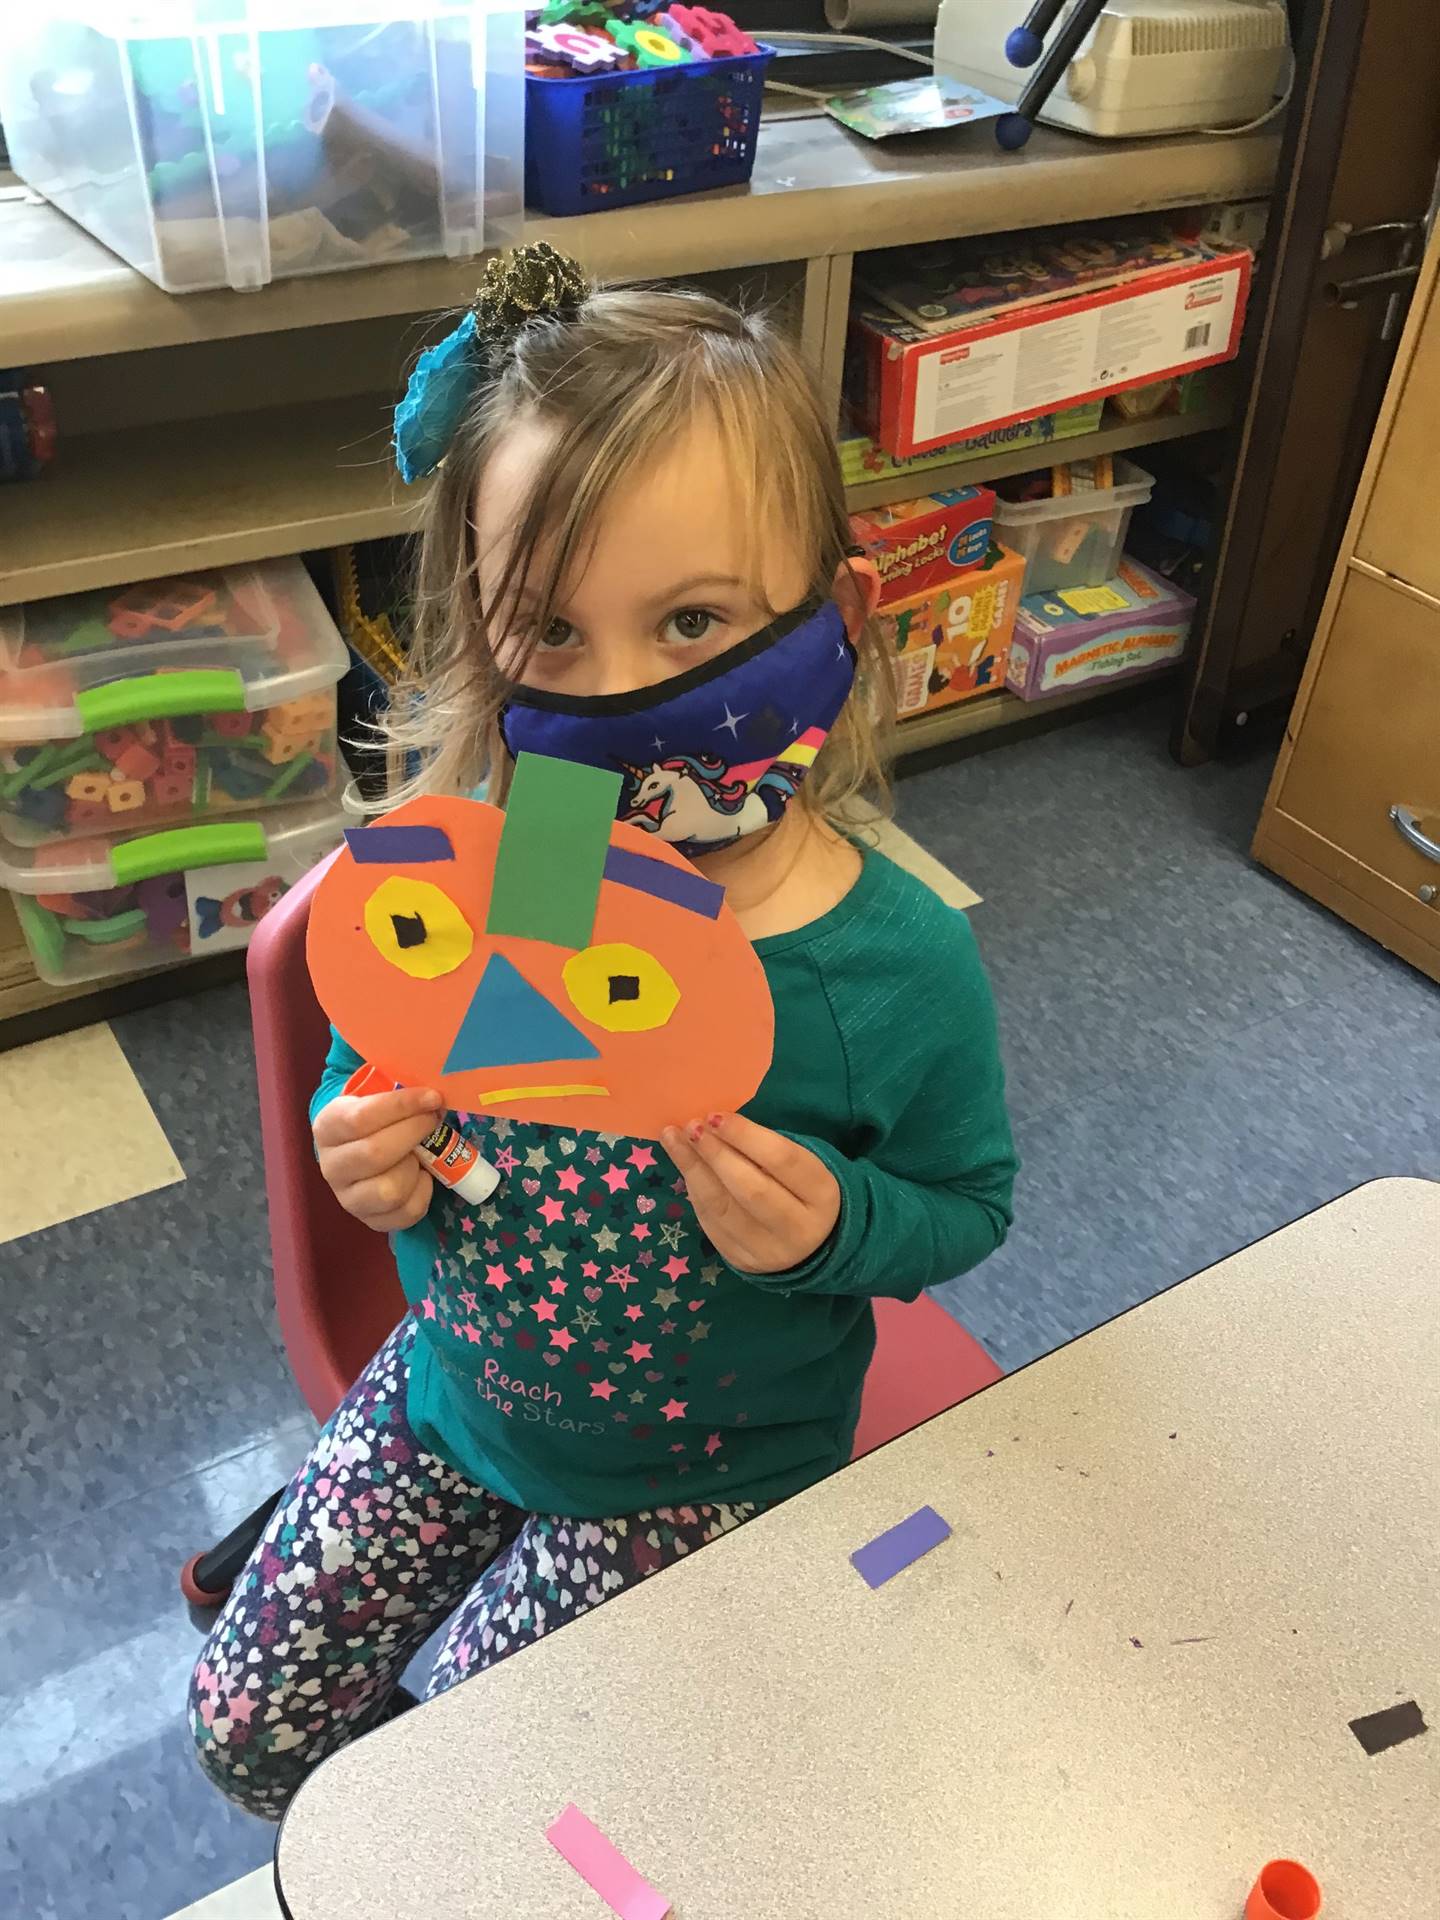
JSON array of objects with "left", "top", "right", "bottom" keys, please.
[{"left": 1390, "top": 804, "right": 1440, "bottom": 864}]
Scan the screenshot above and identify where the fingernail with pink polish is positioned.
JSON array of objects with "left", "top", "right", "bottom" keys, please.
[
  {"left": 707, "top": 1113, "right": 725, "bottom": 1130},
  {"left": 688, "top": 1123, "right": 705, "bottom": 1143}
]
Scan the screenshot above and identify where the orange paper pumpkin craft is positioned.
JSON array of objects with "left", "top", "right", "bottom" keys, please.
[{"left": 306, "top": 753, "right": 775, "bottom": 1140}]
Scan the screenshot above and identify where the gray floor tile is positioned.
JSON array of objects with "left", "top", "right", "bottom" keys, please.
[
  {"left": 933, "top": 963, "right": 1440, "bottom": 1370},
  {"left": 0, "top": 1301, "right": 309, "bottom": 1551},
  {"left": 896, "top": 701, "right": 1408, "bottom": 1124},
  {"left": 0, "top": 1418, "right": 315, "bottom": 1701},
  {"left": 0, "top": 1717, "right": 273, "bottom": 1920}
]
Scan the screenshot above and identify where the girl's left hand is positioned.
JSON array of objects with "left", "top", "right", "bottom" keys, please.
[{"left": 661, "top": 1112, "right": 841, "bottom": 1275}]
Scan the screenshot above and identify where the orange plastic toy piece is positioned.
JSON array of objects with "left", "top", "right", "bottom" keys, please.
[
  {"left": 66, "top": 772, "right": 112, "bottom": 803},
  {"left": 1246, "top": 1860, "right": 1321, "bottom": 1920},
  {"left": 106, "top": 579, "right": 218, "bottom": 639}
]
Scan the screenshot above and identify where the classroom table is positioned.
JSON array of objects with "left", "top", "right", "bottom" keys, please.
[{"left": 275, "top": 1177, "right": 1440, "bottom": 1919}]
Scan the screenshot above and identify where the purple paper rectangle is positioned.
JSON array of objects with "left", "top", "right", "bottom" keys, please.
[
  {"left": 344, "top": 824, "right": 455, "bottom": 864},
  {"left": 850, "top": 1505, "right": 951, "bottom": 1589},
  {"left": 603, "top": 846, "right": 724, "bottom": 919}
]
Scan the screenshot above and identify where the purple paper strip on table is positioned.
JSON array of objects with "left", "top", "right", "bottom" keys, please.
[{"left": 850, "top": 1505, "right": 952, "bottom": 1588}]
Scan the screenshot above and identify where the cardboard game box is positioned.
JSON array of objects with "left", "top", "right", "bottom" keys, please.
[
  {"left": 1004, "top": 556, "right": 1195, "bottom": 703},
  {"left": 850, "top": 485, "right": 995, "bottom": 607},
  {"left": 882, "top": 540, "right": 1025, "bottom": 720},
  {"left": 849, "top": 245, "right": 1251, "bottom": 460}
]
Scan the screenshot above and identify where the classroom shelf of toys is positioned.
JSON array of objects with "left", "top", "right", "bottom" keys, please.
[{"left": 0, "top": 114, "right": 1279, "bottom": 1032}]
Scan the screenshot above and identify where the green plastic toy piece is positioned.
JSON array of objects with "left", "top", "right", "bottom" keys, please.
[
  {"left": 263, "top": 750, "right": 313, "bottom": 803},
  {"left": 58, "top": 618, "right": 117, "bottom": 656},
  {"left": 33, "top": 750, "right": 106, "bottom": 790},
  {"left": 14, "top": 895, "right": 68, "bottom": 976},
  {"left": 62, "top": 909, "right": 149, "bottom": 945}
]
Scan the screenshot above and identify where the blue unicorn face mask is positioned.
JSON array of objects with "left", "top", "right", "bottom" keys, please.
[{"left": 499, "top": 600, "right": 856, "bottom": 857}]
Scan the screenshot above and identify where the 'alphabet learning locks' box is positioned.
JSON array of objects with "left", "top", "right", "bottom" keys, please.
[
  {"left": 881, "top": 540, "right": 1025, "bottom": 720},
  {"left": 850, "top": 484, "right": 995, "bottom": 607}
]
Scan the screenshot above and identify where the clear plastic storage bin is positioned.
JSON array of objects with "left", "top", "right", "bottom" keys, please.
[
  {"left": 1, "top": 797, "right": 345, "bottom": 985},
  {"left": 993, "top": 457, "right": 1155, "bottom": 596},
  {"left": 0, "top": 1, "right": 524, "bottom": 293},
  {"left": 0, "top": 558, "right": 349, "bottom": 847}
]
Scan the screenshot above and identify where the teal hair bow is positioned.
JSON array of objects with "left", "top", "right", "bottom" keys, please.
[
  {"left": 393, "top": 310, "right": 479, "bottom": 485},
  {"left": 392, "top": 243, "right": 590, "bottom": 484}
]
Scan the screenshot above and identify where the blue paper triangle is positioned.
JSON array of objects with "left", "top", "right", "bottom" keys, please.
[{"left": 443, "top": 952, "right": 600, "bottom": 1075}]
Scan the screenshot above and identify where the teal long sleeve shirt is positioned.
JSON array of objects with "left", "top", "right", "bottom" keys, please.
[{"left": 311, "top": 844, "right": 1016, "bottom": 1516}]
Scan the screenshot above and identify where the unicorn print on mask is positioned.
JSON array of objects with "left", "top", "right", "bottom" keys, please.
[
  {"left": 620, "top": 750, "right": 806, "bottom": 849},
  {"left": 500, "top": 600, "right": 856, "bottom": 858}
]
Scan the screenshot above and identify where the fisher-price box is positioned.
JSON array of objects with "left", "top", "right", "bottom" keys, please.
[
  {"left": 883, "top": 540, "right": 1024, "bottom": 720},
  {"left": 0, "top": 796, "right": 346, "bottom": 985},
  {"left": 850, "top": 485, "right": 995, "bottom": 608},
  {"left": 0, "top": 558, "right": 348, "bottom": 847},
  {"left": 1005, "top": 557, "right": 1195, "bottom": 703},
  {"left": 848, "top": 247, "right": 1251, "bottom": 460}
]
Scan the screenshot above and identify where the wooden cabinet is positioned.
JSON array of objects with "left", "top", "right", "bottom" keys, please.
[{"left": 1254, "top": 231, "right": 1440, "bottom": 982}]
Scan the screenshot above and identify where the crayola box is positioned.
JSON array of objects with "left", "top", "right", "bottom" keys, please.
[
  {"left": 1005, "top": 556, "right": 1194, "bottom": 702},
  {"left": 882, "top": 539, "right": 1024, "bottom": 720},
  {"left": 850, "top": 484, "right": 995, "bottom": 608}
]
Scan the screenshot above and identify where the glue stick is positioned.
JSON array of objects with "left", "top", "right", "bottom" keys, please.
[{"left": 343, "top": 1063, "right": 502, "bottom": 1204}]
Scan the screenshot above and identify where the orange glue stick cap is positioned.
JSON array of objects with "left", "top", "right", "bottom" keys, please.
[{"left": 1246, "top": 1860, "right": 1321, "bottom": 1920}]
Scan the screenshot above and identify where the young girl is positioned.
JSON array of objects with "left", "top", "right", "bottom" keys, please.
[{"left": 191, "top": 244, "right": 1015, "bottom": 1818}]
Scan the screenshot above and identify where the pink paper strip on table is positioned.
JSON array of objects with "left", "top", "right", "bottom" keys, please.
[{"left": 545, "top": 1804, "right": 672, "bottom": 1920}]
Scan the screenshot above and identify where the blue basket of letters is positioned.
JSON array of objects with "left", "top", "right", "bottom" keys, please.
[{"left": 525, "top": 47, "right": 773, "bottom": 216}]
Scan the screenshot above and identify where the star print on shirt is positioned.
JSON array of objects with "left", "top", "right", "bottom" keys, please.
[
  {"left": 531, "top": 1298, "right": 558, "bottom": 1323},
  {"left": 652, "top": 1286, "right": 679, "bottom": 1310},
  {"left": 538, "top": 1196, "right": 566, "bottom": 1226},
  {"left": 589, "top": 1379, "right": 618, "bottom": 1401},
  {"left": 556, "top": 1166, "right": 583, "bottom": 1195},
  {"left": 593, "top": 1226, "right": 619, "bottom": 1253},
  {"left": 540, "top": 1245, "right": 566, "bottom": 1270},
  {"left": 484, "top": 1264, "right": 510, "bottom": 1291},
  {"left": 661, "top": 1255, "right": 689, "bottom": 1282},
  {"left": 659, "top": 1397, "right": 688, "bottom": 1421},
  {"left": 549, "top": 1327, "right": 577, "bottom": 1351},
  {"left": 601, "top": 1164, "right": 630, "bottom": 1194},
  {"left": 628, "top": 1145, "right": 656, "bottom": 1171},
  {"left": 525, "top": 1145, "right": 551, "bottom": 1172}
]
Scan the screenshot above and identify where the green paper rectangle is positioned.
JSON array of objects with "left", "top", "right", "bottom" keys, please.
[{"left": 487, "top": 754, "right": 621, "bottom": 949}]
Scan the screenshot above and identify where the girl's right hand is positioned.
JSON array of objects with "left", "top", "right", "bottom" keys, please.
[{"left": 313, "top": 1085, "right": 443, "bottom": 1232}]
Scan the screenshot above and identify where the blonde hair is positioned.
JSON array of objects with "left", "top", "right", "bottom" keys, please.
[{"left": 381, "top": 284, "right": 894, "bottom": 826}]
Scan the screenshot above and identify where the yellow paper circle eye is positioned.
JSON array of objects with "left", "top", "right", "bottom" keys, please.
[
  {"left": 563, "top": 941, "right": 678, "bottom": 1033},
  {"left": 363, "top": 875, "right": 473, "bottom": 980}
]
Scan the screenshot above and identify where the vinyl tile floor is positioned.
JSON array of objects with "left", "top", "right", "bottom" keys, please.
[{"left": 1, "top": 699, "right": 1435, "bottom": 1920}]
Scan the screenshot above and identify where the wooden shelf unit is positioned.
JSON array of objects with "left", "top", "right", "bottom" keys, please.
[
  {"left": 0, "top": 122, "right": 1279, "bottom": 366},
  {"left": 2, "top": 392, "right": 1231, "bottom": 610},
  {"left": 844, "top": 398, "right": 1233, "bottom": 514}
]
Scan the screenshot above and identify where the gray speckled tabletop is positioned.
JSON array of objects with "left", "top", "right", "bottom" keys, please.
[{"left": 276, "top": 1178, "right": 1440, "bottom": 1920}]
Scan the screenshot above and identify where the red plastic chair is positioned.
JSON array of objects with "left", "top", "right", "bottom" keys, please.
[{"left": 180, "top": 865, "right": 1000, "bottom": 1603}]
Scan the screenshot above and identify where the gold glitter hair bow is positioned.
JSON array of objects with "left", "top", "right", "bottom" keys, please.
[{"left": 393, "top": 242, "right": 590, "bottom": 483}]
